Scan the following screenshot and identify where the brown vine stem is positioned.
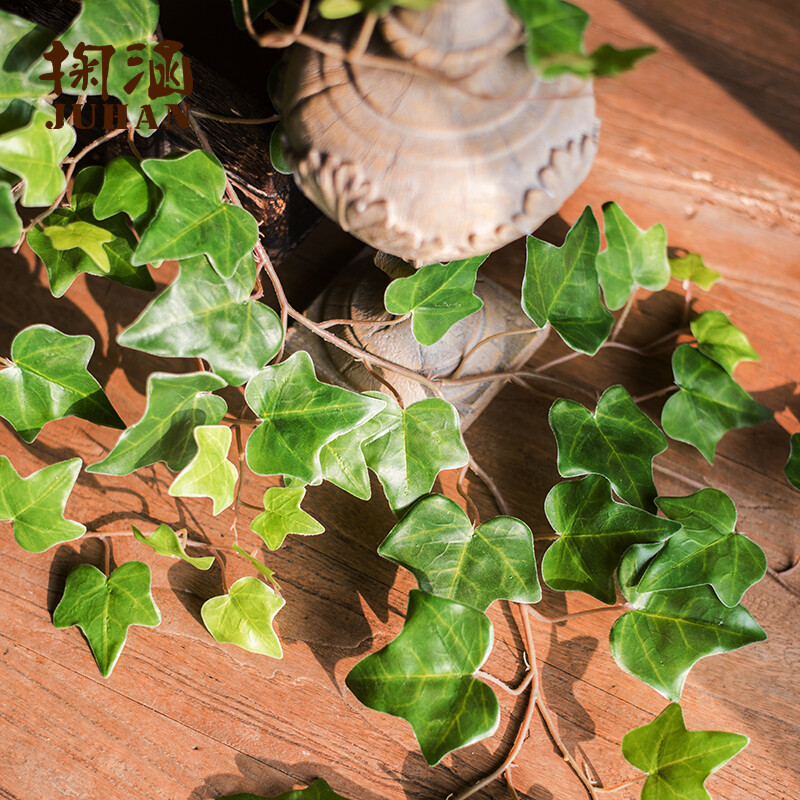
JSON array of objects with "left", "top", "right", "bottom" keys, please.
[
  {"left": 610, "top": 292, "right": 636, "bottom": 342},
  {"left": 645, "top": 327, "right": 690, "bottom": 351},
  {"left": 469, "top": 456, "right": 510, "bottom": 516},
  {"left": 362, "top": 359, "right": 405, "bottom": 408},
  {"left": 456, "top": 464, "right": 480, "bottom": 526},
  {"left": 350, "top": 11, "right": 378, "bottom": 58},
  {"left": 504, "top": 769, "right": 520, "bottom": 800},
  {"left": 440, "top": 369, "right": 595, "bottom": 401},
  {"left": 126, "top": 122, "right": 144, "bottom": 160},
  {"left": 316, "top": 313, "right": 410, "bottom": 330},
  {"left": 594, "top": 774, "right": 647, "bottom": 794},
  {"left": 450, "top": 328, "right": 540, "bottom": 380},
  {"left": 231, "top": 425, "right": 246, "bottom": 545},
  {"left": 103, "top": 537, "right": 112, "bottom": 577},
  {"left": 191, "top": 109, "right": 279, "bottom": 125},
  {"left": 652, "top": 462, "right": 707, "bottom": 491},
  {"left": 527, "top": 603, "right": 628, "bottom": 625},
  {"left": 633, "top": 385, "right": 678, "bottom": 404}
]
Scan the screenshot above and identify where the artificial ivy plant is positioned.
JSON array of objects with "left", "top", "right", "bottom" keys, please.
[{"left": 0, "top": 1, "right": 793, "bottom": 799}]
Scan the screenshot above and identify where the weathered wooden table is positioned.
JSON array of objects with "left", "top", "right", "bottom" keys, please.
[{"left": 0, "top": 1, "right": 798, "bottom": 799}]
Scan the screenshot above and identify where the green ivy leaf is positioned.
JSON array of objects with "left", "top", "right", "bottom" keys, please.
[
  {"left": 622, "top": 703, "right": 748, "bottom": 800},
  {"left": 133, "top": 151, "right": 258, "bottom": 279},
  {"left": 231, "top": 544, "right": 280, "bottom": 588},
  {"left": 53, "top": 561, "right": 160, "bottom": 677},
  {"left": 27, "top": 166, "right": 155, "bottom": 297},
  {"left": 587, "top": 44, "right": 655, "bottom": 78},
  {"left": 542, "top": 475, "right": 680, "bottom": 603},
  {"left": 87, "top": 371, "right": 227, "bottom": 475},
  {"left": 0, "top": 324, "right": 123, "bottom": 442},
  {"left": 168, "top": 425, "right": 238, "bottom": 515},
  {"left": 661, "top": 345, "right": 772, "bottom": 463},
  {"left": 506, "top": 0, "right": 588, "bottom": 69},
  {"left": 549, "top": 385, "right": 667, "bottom": 511},
  {"left": 0, "top": 10, "right": 53, "bottom": 113},
  {"left": 610, "top": 557, "right": 766, "bottom": 699},
  {"left": 383, "top": 255, "right": 487, "bottom": 346},
  {"left": 786, "top": 433, "right": 800, "bottom": 491},
  {"left": 117, "top": 254, "right": 282, "bottom": 386},
  {"left": 362, "top": 394, "right": 469, "bottom": 512},
  {"left": 43, "top": 220, "right": 113, "bottom": 271},
  {"left": 0, "top": 456, "right": 84, "bottom": 552},
  {"left": 635, "top": 489, "right": 766, "bottom": 606},
  {"left": 251, "top": 485, "right": 325, "bottom": 550},
  {"left": 0, "top": 181, "right": 22, "bottom": 247},
  {"left": 669, "top": 252, "right": 720, "bottom": 291},
  {"left": 317, "top": 0, "right": 436, "bottom": 19},
  {"left": 61, "top": 0, "right": 186, "bottom": 134},
  {"left": 346, "top": 590, "right": 499, "bottom": 766},
  {"left": 95, "top": 156, "right": 160, "bottom": 228},
  {"left": 219, "top": 778, "right": 351, "bottom": 800},
  {"left": 0, "top": 105, "right": 75, "bottom": 206},
  {"left": 132, "top": 524, "right": 214, "bottom": 570},
  {"left": 596, "top": 202, "right": 670, "bottom": 310},
  {"left": 201, "top": 576, "right": 284, "bottom": 658},
  {"left": 378, "top": 494, "right": 540, "bottom": 611},
  {"left": 269, "top": 123, "right": 292, "bottom": 175},
  {"left": 245, "top": 351, "right": 386, "bottom": 484},
  {"left": 521, "top": 206, "right": 613, "bottom": 354},
  {"left": 690, "top": 311, "right": 760, "bottom": 375}
]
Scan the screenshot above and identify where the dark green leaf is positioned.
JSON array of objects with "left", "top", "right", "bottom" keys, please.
[
  {"left": 269, "top": 123, "right": 292, "bottom": 175},
  {"left": 610, "top": 566, "right": 766, "bottom": 699},
  {"left": 661, "top": 345, "right": 772, "bottom": 463},
  {"left": 669, "top": 252, "right": 720, "bottom": 290},
  {"left": 506, "top": 0, "right": 588, "bottom": 68},
  {"left": 53, "top": 561, "right": 160, "bottom": 677},
  {"left": 201, "top": 576, "right": 284, "bottom": 658},
  {"left": 786, "top": 433, "right": 800, "bottom": 491},
  {"left": 542, "top": 475, "right": 680, "bottom": 603},
  {"left": 383, "top": 255, "right": 487, "bottom": 346},
  {"left": 117, "top": 254, "right": 282, "bottom": 385},
  {"left": 639, "top": 489, "right": 766, "bottom": 606},
  {"left": 587, "top": 44, "right": 655, "bottom": 78},
  {"left": 0, "top": 456, "right": 84, "bottom": 552},
  {"left": 245, "top": 351, "right": 385, "bottom": 484},
  {"left": 0, "top": 10, "right": 53, "bottom": 113},
  {"left": 346, "top": 590, "right": 499, "bottom": 766},
  {"left": 549, "top": 385, "right": 667, "bottom": 511},
  {"left": 616, "top": 541, "right": 665, "bottom": 605},
  {"left": 87, "top": 371, "right": 227, "bottom": 475},
  {"left": 0, "top": 181, "right": 21, "bottom": 246},
  {"left": 95, "top": 156, "right": 160, "bottom": 228},
  {"left": 622, "top": 703, "right": 748, "bottom": 800},
  {"left": 0, "top": 323, "right": 123, "bottom": 442},
  {"left": 362, "top": 394, "right": 469, "bottom": 512},
  {"left": 596, "top": 202, "right": 670, "bottom": 310},
  {"left": 378, "top": 494, "right": 540, "bottom": 611},
  {"left": 0, "top": 105, "right": 74, "bottom": 206},
  {"left": 250, "top": 485, "right": 324, "bottom": 550},
  {"left": 134, "top": 151, "right": 258, "bottom": 278},
  {"left": 219, "top": 778, "right": 351, "bottom": 800},
  {"left": 168, "top": 425, "right": 238, "bottom": 515},
  {"left": 27, "top": 166, "right": 155, "bottom": 297},
  {"left": 690, "top": 311, "right": 759, "bottom": 375},
  {"left": 521, "top": 206, "right": 613, "bottom": 354},
  {"left": 132, "top": 524, "right": 214, "bottom": 570}
]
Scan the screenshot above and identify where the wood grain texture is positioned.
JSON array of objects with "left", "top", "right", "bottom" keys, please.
[{"left": 0, "top": 1, "right": 799, "bottom": 800}]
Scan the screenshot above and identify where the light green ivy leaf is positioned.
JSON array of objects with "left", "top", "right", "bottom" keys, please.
[
  {"left": 201, "top": 576, "right": 284, "bottom": 658},
  {"left": 542, "top": 475, "right": 680, "bottom": 603},
  {"left": 786, "top": 433, "right": 800, "bottom": 492},
  {"left": 690, "top": 310, "right": 760, "bottom": 375},
  {"left": 219, "top": 778, "right": 351, "bottom": 800},
  {"left": 0, "top": 181, "right": 22, "bottom": 247},
  {"left": 521, "top": 206, "right": 613, "bottom": 355},
  {"left": 53, "top": 561, "right": 161, "bottom": 677},
  {"left": 549, "top": 385, "right": 667, "bottom": 511},
  {"left": 362, "top": 394, "right": 469, "bottom": 512},
  {"left": 133, "top": 151, "right": 258, "bottom": 278},
  {"left": 95, "top": 155, "right": 160, "bottom": 228},
  {"left": 622, "top": 703, "right": 748, "bottom": 800},
  {"left": 346, "top": 590, "right": 499, "bottom": 766},
  {"left": 661, "top": 345, "right": 772, "bottom": 463},
  {"left": 596, "top": 202, "right": 670, "bottom": 310},
  {"left": 132, "top": 524, "right": 214, "bottom": 570},
  {"left": 245, "top": 351, "right": 385, "bottom": 484},
  {"left": 117, "top": 254, "right": 282, "bottom": 386},
  {"left": 0, "top": 456, "right": 84, "bottom": 552},
  {"left": 669, "top": 252, "right": 720, "bottom": 291},
  {"left": 378, "top": 494, "right": 540, "bottom": 611},
  {"left": 637, "top": 489, "right": 766, "bottom": 607},
  {"left": 43, "top": 220, "right": 114, "bottom": 272},
  {"left": 0, "top": 324, "right": 123, "bottom": 442},
  {"left": 231, "top": 543, "right": 280, "bottom": 589},
  {"left": 610, "top": 552, "right": 766, "bottom": 700},
  {"left": 27, "top": 166, "right": 155, "bottom": 297},
  {"left": 88, "top": 371, "right": 227, "bottom": 475},
  {"left": 0, "top": 104, "right": 75, "bottom": 206},
  {"left": 317, "top": 0, "right": 436, "bottom": 19},
  {"left": 383, "top": 255, "right": 487, "bottom": 346},
  {"left": 168, "top": 425, "right": 238, "bottom": 515},
  {"left": 251, "top": 485, "right": 324, "bottom": 550}
]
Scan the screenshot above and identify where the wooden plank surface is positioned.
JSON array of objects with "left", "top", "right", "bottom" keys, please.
[{"left": 1, "top": 2, "right": 799, "bottom": 800}]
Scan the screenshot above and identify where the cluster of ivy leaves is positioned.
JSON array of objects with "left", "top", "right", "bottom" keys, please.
[{"left": 0, "top": 2, "right": 793, "bottom": 800}]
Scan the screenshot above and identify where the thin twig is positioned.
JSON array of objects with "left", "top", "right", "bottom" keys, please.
[
  {"left": 350, "top": 11, "right": 378, "bottom": 58},
  {"left": 451, "top": 328, "right": 540, "bottom": 379},
  {"left": 231, "top": 425, "right": 246, "bottom": 545},
  {"left": 456, "top": 464, "right": 480, "bottom": 527},
  {"left": 469, "top": 457, "right": 510, "bottom": 516},
  {"left": 527, "top": 603, "right": 627, "bottom": 625},
  {"left": 362, "top": 359, "right": 405, "bottom": 408},
  {"left": 127, "top": 123, "right": 143, "bottom": 160},
  {"left": 191, "top": 109, "right": 279, "bottom": 125},
  {"left": 103, "top": 537, "right": 111, "bottom": 577},
  {"left": 652, "top": 462, "right": 707, "bottom": 491},
  {"left": 317, "top": 313, "right": 409, "bottom": 330},
  {"left": 594, "top": 774, "right": 647, "bottom": 794},
  {"left": 611, "top": 293, "right": 636, "bottom": 342},
  {"left": 505, "top": 769, "right": 521, "bottom": 800},
  {"left": 633, "top": 385, "right": 678, "bottom": 404}
]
